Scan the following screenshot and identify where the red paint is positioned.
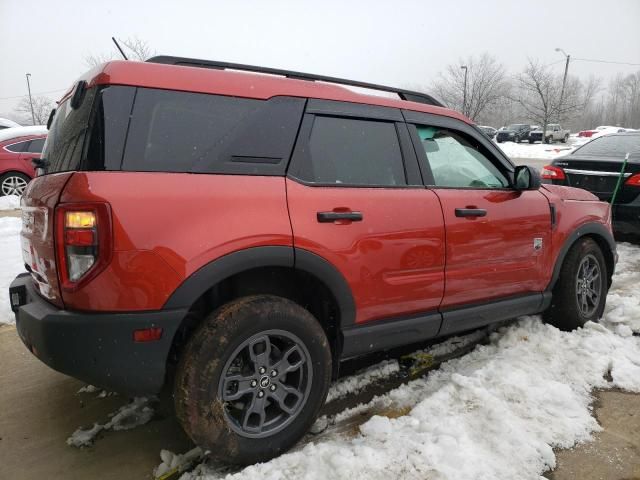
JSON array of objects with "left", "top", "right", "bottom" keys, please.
[
  {"left": 541, "top": 165, "right": 566, "bottom": 180},
  {"left": 286, "top": 179, "right": 445, "bottom": 324},
  {"left": 0, "top": 134, "right": 44, "bottom": 179}
]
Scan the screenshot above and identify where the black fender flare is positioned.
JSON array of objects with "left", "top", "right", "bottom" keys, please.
[
  {"left": 546, "top": 222, "right": 616, "bottom": 291},
  {"left": 163, "top": 246, "right": 356, "bottom": 327}
]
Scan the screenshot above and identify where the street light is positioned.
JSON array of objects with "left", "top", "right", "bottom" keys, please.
[
  {"left": 555, "top": 48, "right": 571, "bottom": 107},
  {"left": 460, "top": 65, "right": 468, "bottom": 116},
  {"left": 25, "top": 73, "right": 36, "bottom": 126}
]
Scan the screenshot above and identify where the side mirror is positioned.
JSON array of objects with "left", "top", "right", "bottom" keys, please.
[
  {"left": 31, "top": 157, "right": 49, "bottom": 177},
  {"left": 514, "top": 165, "right": 541, "bottom": 191}
]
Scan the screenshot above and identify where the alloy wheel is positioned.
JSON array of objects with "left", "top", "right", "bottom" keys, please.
[
  {"left": 575, "top": 253, "right": 602, "bottom": 317},
  {"left": 1, "top": 175, "right": 28, "bottom": 196}
]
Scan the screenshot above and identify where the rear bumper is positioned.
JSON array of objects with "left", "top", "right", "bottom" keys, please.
[{"left": 9, "top": 273, "right": 186, "bottom": 394}]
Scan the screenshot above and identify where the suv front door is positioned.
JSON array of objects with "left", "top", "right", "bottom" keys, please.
[
  {"left": 404, "top": 111, "right": 551, "bottom": 333},
  {"left": 286, "top": 100, "right": 446, "bottom": 346}
]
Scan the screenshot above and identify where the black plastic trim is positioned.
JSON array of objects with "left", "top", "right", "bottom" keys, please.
[
  {"left": 439, "top": 293, "right": 545, "bottom": 336},
  {"left": 306, "top": 99, "right": 403, "bottom": 122},
  {"left": 546, "top": 222, "right": 616, "bottom": 291},
  {"left": 341, "top": 311, "right": 442, "bottom": 359},
  {"left": 146, "top": 56, "right": 444, "bottom": 107}
]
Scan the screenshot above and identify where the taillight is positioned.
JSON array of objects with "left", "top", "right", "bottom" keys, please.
[
  {"left": 625, "top": 173, "right": 640, "bottom": 186},
  {"left": 541, "top": 165, "right": 566, "bottom": 180},
  {"left": 55, "top": 203, "right": 112, "bottom": 291}
]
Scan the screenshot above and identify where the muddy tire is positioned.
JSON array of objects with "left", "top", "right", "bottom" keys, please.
[
  {"left": 544, "top": 238, "right": 608, "bottom": 331},
  {"left": 174, "top": 295, "right": 331, "bottom": 465}
]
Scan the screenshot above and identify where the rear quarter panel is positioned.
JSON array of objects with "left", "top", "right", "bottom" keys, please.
[{"left": 59, "top": 172, "right": 293, "bottom": 311}]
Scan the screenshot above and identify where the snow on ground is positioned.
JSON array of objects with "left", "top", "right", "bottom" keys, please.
[
  {"left": 0, "top": 217, "right": 23, "bottom": 325},
  {"left": 183, "top": 244, "right": 640, "bottom": 480},
  {"left": 495, "top": 138, "right": 576, "bottom": 161},
  {"left": 67, "top": 396, "right": 157, "bottom": 447},
  {"left": 0, "top": 195, "right": 20, "bottom": 211}
]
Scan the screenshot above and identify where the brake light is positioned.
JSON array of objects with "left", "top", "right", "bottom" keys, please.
[
  {"left": 625, "top": 173, "right": 640, "bottom": 186},
  {"left": 55, "top": 203, "right": 112, "bottom": 291},
  {"left": 541, "top": 165, "right": 566, "bottom": 180}
]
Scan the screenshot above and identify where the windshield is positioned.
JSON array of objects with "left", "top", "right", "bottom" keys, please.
[{"left": 574, "top": 134, "right": 640, "bottom": 157}]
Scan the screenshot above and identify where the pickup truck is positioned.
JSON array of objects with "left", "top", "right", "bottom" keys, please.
[{"left": 529, "top": 124, "right": 570, "bottom": 143}]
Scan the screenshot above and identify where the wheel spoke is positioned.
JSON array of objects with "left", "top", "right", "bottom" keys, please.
[
  {"left": 269, "top": 384, "right": 303, "bottom": 415},
  {"left": 272, "top": 345, "right": 305, "bottom": 377},
  {"left": 221, "top": 374, "right": 256, "bottom": 401},
  {"left": 248, "top": 335, "right": 272, "bottom": 370},
  {"left": 242, "top": 392, "right": 267, "bottom": 433}
]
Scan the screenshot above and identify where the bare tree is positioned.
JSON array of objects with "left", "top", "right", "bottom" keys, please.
[
  {"left": 512, "top": 59, "right": 593, "bottom": 142},
  {"left": 13, "top": 96, "right": 55, "bottom": 125},
  {"left": 432, "top": 53, "right": 508, "bottom": 121},
  {"left": 84, "top": 36, "right": 156, "bottom": 68}
]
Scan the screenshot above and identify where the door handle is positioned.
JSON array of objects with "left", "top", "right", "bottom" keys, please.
[
  {"left": 317, "top": 211, "right": 363, "bottom": 223},
  {"left": 455, "top": 208, "right": 487, "bottom": 218}
]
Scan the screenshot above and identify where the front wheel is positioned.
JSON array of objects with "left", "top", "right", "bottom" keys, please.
[
  {"left": 174, "top": 295, "right": 331, "bottom": 465},
  {"left": 561, "top": 135, "right": 569, "bottom": 143},
  {"left": 544, "top": 238, "right": 608, "bottom": 331}
]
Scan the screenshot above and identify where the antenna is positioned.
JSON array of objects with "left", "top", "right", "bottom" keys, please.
[{"left": 112, "top": 37, "right": 129, "bottom": 60}]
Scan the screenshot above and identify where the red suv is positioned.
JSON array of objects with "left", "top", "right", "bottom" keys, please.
[
  {"left": 0, "top": 126, "right": 47, "bottom": 196},
  {"left": 9, "top": 57, "right": 615, "bottom": 464}
]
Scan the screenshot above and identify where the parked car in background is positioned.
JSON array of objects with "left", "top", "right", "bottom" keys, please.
[
  {"left": 0, "top": 126, "right": 47, "bottom": 196},
  {"left": 0, "top": 118, "right": 21, "bottom": 130},
  {"left": 542, "top": 131, "right": 640, "bottom": 237},
  {"left": 529, "top": 124, "right": 570, "bottom": 144},
  {"left": 530, "top": 125, "right": 541, "bottom": 132},
  {"left": 10, "top": 57, "right": 616, "bottom": 465},
  {"left": 478, "top": 125, "right": 497, "bottom": 139},
  {"left": 578, "top": 126, "right": 629, "bottom": 138},
  {"left": 496, "top": 124, "right": 531, "bottom": 143}
]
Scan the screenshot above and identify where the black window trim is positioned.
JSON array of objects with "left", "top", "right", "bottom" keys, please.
[
  {"left": 402, "top": 109, "right": 517, "bottom": 190},
  {"left": 287, "top": 102, "right": 423, "bottom": 189}
]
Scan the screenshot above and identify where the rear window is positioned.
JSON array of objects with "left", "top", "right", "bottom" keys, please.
[
  {"left": 575, "top": 135, "right": 640, "bottom": 156},
  {"left": 43, "top": 86, "right": 304, "bottom": 176}
]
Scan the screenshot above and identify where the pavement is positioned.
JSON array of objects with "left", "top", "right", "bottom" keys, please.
[{"left": 1, "top": 322, "right": 639, "bottom": 479}]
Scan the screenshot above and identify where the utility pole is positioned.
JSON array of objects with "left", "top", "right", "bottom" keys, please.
[
  {"left": 555, "top": 48, "right": 571, "bottom": 110},
  {"left": 25, "top": 73, "right": 36, "bottom": 125},
  {"left": 461, "top": 65, "right": 468, "bottom": 116}
]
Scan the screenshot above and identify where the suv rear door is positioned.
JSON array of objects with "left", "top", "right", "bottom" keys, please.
[
  {"left": 286, "top": 100, "right": 446, "bottom": 336},
  {"left": 404, "top": 111, "right": 551, "bottom": 333}
]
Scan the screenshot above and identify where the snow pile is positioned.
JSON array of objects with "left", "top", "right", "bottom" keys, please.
[
  {"left": 185, "top": 244, "right": 640, "bottom": 480},
  {"left": 67, "top": 396, "right": 157, "bottom": 447},
  {"left": 0, "top": 217, "right": 23, "bottom": 325},
  {"left": 496, "top": 140, "right": 575, "bottom": 160},
  {"left": 0, "top": 195, "right": 20, "bottom": 210},
  {"left": 155, "top": 447, "right": 204, "bottom": 479},
  {"left": 326, "top": 360, "right": 399, "bottom": 403}
]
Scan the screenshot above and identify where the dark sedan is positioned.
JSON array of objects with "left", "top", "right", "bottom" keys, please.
[
  {"left": 496, "top": 124, "right": 530, "bottom": 143},
  {"left": 541, "top": 132, "right": 640, "bottom": 236}
]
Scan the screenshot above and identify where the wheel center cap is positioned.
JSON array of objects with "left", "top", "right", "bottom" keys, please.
[{"left": 260, "top": 376, "right": 270, "bottom": 388}]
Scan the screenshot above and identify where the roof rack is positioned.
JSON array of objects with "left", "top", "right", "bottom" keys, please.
[{"left": 146, "top": 55, "right": 444, "bottom": 107}]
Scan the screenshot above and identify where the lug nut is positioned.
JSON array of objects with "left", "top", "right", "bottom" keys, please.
[
  {"left": 270, "top": 384, "right": 276, "bottom": 391},
  {"left": 257, "top": 390, "right": 264, "bottom": 398},
  {"left": 270, "top": 370, "right": 277, "bottom": 377},
  {"left": 259, "top": 367, "right": 266, "bottom": 374},
  {"left": 250, "top": 380, "right": 257, "bottom": 388}
]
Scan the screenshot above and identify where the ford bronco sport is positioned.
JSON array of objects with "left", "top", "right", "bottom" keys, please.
[{"left": 9, "top": 56, "right": 616, "bottom": 464}]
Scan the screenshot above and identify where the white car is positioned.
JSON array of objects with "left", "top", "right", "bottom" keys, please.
[{"left": 0, "top": 118, "right": 21, "bottom": 130}]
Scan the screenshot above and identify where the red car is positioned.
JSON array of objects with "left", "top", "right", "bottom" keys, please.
[
  {"left": 10, "top": 58, "right": 615, "bottom": 464},
  {"left": 0, "top": 126, "right": 47, "bottom": 196}
]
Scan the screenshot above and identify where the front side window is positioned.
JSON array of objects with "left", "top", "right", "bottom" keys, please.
[
  {"left": 297, "top": 116, "right": 406, "bottom": 186},
  {"left": 416, "top": 126, "right": 509, "bottom": 189}
]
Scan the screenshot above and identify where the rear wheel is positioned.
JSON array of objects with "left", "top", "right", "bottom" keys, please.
[
  {"left": 174, "top": 295, "right": 331, "bottom": 465},
  {"left": 544, "top": 238, "right": 608, "bottom": 331},
  {"left": 561, "top": 134, "right": 569, "bottom": 143},
  {"left": 0, "top": 172, "right": 30, "bottom": 196}
]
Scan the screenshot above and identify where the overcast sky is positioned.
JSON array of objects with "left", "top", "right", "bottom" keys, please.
[{"left": 1, "top": 0, "right": 639, "bottom": 118}]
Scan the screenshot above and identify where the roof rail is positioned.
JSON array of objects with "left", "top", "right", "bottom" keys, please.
[{"left": 146, "top": 55, "right": 444, "bottom": 107}]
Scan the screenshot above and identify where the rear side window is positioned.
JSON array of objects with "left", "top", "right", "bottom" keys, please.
[
  {"left": 293, "top": 116, "right": 406, "bottom": 186},
  {"left": 4, "top": 140, "right": 29, "bottom": 153},
  {"left": 122, "top": 89, "right": 304, "bottom": 175}
]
